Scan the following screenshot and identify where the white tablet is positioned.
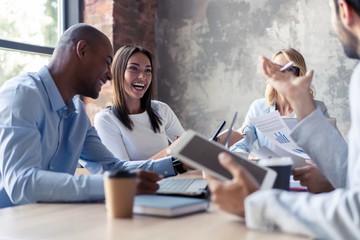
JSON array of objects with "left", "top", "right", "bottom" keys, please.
[{"left": 168, "top": 130, "right": 277, "bottom": 189}]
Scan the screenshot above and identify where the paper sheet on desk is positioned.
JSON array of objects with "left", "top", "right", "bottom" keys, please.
[{"left": 250, "top": 111, "right": 310, "bottom": 167}]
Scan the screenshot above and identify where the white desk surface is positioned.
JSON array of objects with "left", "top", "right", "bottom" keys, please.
[
  {"left": 0, "top": 171, "right": 309, "bottom": 239},
  {"left": 0, "top": 202, "right": 309, "bottom": 240}
]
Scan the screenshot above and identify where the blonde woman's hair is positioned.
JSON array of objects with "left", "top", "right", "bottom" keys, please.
[{"left": 265, "top": 47, "right": 315, "bottom": 106}]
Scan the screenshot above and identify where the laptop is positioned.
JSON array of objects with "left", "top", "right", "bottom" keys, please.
[
  {"left": 157, "top": 177, "right": 208, "bottom": 198},
  {"left": 156, "top": 119, "right": 231, "bottom": 198}
]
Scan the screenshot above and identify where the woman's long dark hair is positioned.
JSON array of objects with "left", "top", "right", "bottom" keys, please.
[{"left": 111, "top": 44, "right": 162, "bottom": 132}]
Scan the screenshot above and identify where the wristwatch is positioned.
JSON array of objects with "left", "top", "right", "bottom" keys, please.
[{"left": 171, "top": 156, "right": 187, "bottom": 174}]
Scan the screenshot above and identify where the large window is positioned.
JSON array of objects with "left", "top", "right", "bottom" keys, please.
[{"left": 0, "top": 0, "right": 82, "bottom": 86}]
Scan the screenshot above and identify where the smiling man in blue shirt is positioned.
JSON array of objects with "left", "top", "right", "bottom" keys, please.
[{"left": 0, "top": 23, "right": 178, "bottom": 208}]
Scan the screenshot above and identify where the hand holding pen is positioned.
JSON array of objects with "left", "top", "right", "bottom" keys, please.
[
  {"left": 261, "top": 56, "right": 299, "bottom": 84},
  {"left": 260, "top": 55, "right": 316, "bottom": 119}
]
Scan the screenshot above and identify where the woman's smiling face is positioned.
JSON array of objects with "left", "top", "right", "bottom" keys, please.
[{"left": 123, "top": 52, "right": 152, "bottom": 101}]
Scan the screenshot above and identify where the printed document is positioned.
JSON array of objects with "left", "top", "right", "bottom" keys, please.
[{"left": 250, "top": 111, "right": 309, "bottom": 167}]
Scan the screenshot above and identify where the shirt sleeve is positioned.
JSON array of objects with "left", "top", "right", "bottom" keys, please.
[
  {"left": 159, "top": 102, "right": 185, "bottom": 142},
  {"left": 314, "top": 100, "right": 330, "bottom": 118},
  {"left": 230, "top": 127, "right": 257, "bottom": 153},
  {"left": 0, "top": 110, "right": 106, "bottom": 205},
  {"left": 291, "top": 108, "right": 348, "bottom": 188},
  {"left": 245, "top": 189, "right": 360, "bottom": 239},
  {"left": 1, "top": 122, "right": 176, "bottom": 206},
  {"left": 94, "top": 110, "right": 130, "bottom": 161},
  {"left": 230, "top": 102, "right": 258, "bottom": 153}
]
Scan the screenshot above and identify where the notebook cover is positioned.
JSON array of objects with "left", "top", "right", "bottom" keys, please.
[{"left": 133, "top": 195, "right": 209, "bottom": 217}]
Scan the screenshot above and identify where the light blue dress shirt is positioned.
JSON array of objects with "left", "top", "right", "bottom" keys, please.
[{"left": 0, "top": 66, "right": 175, "bottom": 208}]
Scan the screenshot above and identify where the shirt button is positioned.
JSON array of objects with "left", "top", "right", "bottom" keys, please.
[{"left": 164, "top": 171, "right": 168, "bottom": 175}]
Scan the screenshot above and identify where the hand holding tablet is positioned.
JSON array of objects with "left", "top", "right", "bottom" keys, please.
[{"left": 168, "top": 130, "right": 277, "bottom": 189}]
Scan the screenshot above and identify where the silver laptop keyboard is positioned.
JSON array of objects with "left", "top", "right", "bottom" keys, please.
[{"left": 158, "top": 178, "right": 195, "bottom": 192}]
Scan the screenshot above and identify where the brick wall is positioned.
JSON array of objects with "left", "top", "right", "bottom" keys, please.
[
  {"left": 112, "top": 0, "right": 156, "bottom": 53},
  {"left": 82, "top": 0, "right": 156, "bottom": 123}
]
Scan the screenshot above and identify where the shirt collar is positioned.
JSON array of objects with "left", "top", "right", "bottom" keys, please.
[{"left": 39, "top": 66, "right": 76, "bottom": 118}]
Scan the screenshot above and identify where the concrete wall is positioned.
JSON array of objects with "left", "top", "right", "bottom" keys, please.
[{"left": 156, "top": 0, "right": 357, "bottom": 139}]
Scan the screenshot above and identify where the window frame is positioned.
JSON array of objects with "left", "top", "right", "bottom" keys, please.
[{"left": 0, "top": 0, "right": 83, "bottom": 56}]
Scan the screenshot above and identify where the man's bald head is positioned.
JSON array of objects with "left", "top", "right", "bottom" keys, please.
[
  {"left": 54, "top": 23, "right": 112, "bottom": 55},
  {"left": 48, "top": 23, "right": 113, "bottom": 103}
]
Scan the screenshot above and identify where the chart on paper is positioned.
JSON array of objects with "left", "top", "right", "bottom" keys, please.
[{"left": 250, "top": 111, "right": 310, "bottom": 159}]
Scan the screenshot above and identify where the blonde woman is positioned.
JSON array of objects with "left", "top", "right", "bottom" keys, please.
[
  {"left": 231, "top": 48, "right": 333, "bottom": 193},
  {"left": 231, "top": 47, "right": 329, "bottom": 153}
]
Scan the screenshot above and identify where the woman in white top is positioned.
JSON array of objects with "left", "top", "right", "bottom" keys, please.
[{"left": 94, "top": 45, "right": 184, "bottom": 161}]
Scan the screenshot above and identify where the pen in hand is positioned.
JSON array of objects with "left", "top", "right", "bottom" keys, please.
[{"left": 279, "top": 61, "right": 294, "bottom": 72}]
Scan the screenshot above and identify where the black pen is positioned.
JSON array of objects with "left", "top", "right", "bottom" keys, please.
[{"left": 212, "top": 120, "right": 226, "bottom": 141}]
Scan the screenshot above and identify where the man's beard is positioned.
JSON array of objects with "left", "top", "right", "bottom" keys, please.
[{"left": 337, "top": 18, "right": 360, "bottom": 59}]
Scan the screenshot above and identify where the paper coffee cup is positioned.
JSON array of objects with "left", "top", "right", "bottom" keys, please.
[
  {"left": 258, "top": 157, "right": 293, "bottom": 190},
  {"left": 104, "top": 170, "right": 137, "bottom": 218}
]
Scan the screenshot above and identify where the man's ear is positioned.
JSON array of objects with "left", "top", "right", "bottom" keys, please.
[
  {"left": 338, "top": 0, "right": 355, "bottom": 27},
  {"left": 75, "top": 40, "right": 88, "bottom": 59}
]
